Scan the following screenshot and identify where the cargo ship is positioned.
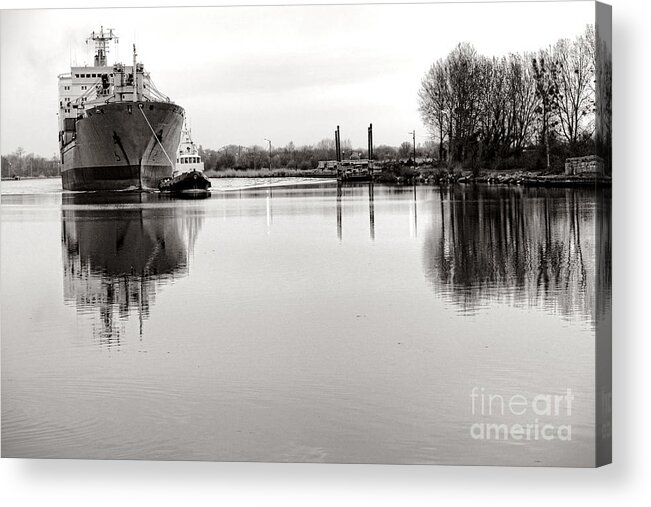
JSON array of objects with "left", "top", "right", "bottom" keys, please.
[{"left": 58, "top": 27, "right": 184, "bottom": 191}]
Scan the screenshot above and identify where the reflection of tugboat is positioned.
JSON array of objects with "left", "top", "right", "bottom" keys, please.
[{"left": 159, "top": 121, "right": 211, "bottom": 197}]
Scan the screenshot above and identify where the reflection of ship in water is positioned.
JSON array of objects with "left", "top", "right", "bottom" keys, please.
[
  {"left": 423, "top": 185, "right": 611, "bottom": 324},
  {"left": 61, "top": 193, "right": 204, "bottom": 346}
]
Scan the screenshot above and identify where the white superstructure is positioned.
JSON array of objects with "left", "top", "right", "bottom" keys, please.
[
  {"left": 175, "top": 122, "right": 204, "bottom": 176},
  {"left": 57, "top": 27, "right": 172, "bottom": 145}
]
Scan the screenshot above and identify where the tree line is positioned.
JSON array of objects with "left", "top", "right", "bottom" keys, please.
[
  {"left": 198, "top": 139, "right": 432, "bottom": 172},
  {"left": 1, "top": 140, "right": 432, "bottom": 178},
  {"left": 417, "top": 25, "right": 610, "bottom": 174},
  {"left": 1, "top": 148, "right": 60, "bottom": 178}
]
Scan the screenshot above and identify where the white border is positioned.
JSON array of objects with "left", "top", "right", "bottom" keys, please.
[{"left": 2, "top": 0, "right": 650, "bottom": 505}]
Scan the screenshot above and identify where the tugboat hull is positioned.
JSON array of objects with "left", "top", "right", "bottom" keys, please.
[{"left": 159, "top": 169, "right": 212, "bottom": 198}]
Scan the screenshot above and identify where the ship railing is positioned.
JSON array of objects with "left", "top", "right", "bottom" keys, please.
[
  {"left": 146, "top": 77, "right": 172, "bottom": 103},
  {"left": 66, "top": 77, "right": 172, "bottom": 108},
  {"left": 72, "top": 78, "right": 103, "bottom": 109}
]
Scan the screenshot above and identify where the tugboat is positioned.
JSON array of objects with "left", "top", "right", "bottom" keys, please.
[{"left": 159, "top": 121, "right": 211, "bottom": 198}]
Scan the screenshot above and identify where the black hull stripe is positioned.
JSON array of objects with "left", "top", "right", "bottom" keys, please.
[{"left": 62, "top": 165, "right": 172, "bottom": 191}]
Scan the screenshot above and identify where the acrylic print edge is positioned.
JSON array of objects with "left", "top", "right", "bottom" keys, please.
[{"left": 595, "top": 0, "right": 612, "bottom": 468}]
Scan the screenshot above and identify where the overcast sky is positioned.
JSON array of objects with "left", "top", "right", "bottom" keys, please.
[{"left": 0, "top": 1, "right": 593, "bottom": 156}]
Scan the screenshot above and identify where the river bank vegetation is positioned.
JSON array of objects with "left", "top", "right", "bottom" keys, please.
[
  {"left": 418, "top": 24, "right": 611, "bottom": 175},
  {"left": 1, "top": 149, "right": 59, "bottom": 179}
]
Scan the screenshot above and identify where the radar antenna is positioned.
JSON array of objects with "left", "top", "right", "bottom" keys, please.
[{"left": 86, "top": 26, "right": 118, "bottom": 67}]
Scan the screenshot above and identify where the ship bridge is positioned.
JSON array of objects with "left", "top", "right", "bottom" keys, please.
[{"left": 58, "top": 27, "right": 173, "bottom": 143}]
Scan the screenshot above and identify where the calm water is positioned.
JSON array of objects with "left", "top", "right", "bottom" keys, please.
[{"left": 1, "top": 178, "right": 610, "bottom": 465}]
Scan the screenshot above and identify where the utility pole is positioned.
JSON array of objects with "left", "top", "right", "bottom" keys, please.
[
  {"left": 408, "top": 130, "right": 416, "bottom": 165},
  {"left": 264, "top": 138, "right": 272, "bottom": 170}
]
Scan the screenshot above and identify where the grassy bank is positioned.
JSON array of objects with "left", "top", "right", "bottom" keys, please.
[
  {"left": 204, "top": 164, "right": 610, "bottom": 187},
  {"left": 413, "top": 165, "right": 611, "bottom": 187},
  {"left": 362, "top": 162, "right": 610, "bottom": 187},
  {"left": 205, "top": 168, "right": 335, "bottom": 178}
]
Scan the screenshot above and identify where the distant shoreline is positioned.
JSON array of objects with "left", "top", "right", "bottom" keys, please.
[
  {"left": 204, "top": 168, "right": 335, "bottom": 179},
  {"left": 1, "top": 176, "right": 59, "bottom": 181},
  {"left": 1, "top": 169, "right": 611, "bottom": 188}
]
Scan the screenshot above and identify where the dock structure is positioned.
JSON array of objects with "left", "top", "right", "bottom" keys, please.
[
  {"left": 335, "top": 125, "right": 341, "bottom": 163},
  {"left": 321, "top": 123, "right": 375, "bottom": 182},
  {"left": 368, "top": 123, "right": 374, "bottom": 168}
]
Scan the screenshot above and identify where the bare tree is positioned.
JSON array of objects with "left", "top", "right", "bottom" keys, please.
[
  {"left": 477, "top": 55, "right": 509, "bottom": 162},
  {"left": 446, "top": 43, "right": 484, "bottom": 165},
  {"left": 418, "top": 59, "right": 451, "bottom": 162},
  {"left": 532, "top": 50, "right": 562, "bottom": 169},
  {"left": 398, "top": 141, "right": 413, "bottom": 159},
  {"left": 554, "top": 26, "right": 596, "bottom": 144},
  {"left": 505, "top": 52, "right": 539, "bottom": 152},
  {"left": 595, "top": 23, "right": 612, "bottom": 174}
]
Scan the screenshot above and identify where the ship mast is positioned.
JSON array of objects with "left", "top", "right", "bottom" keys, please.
[
  {"left": 133, "top": 44, "right": 139, "bottom": 102},
  {"left": 86, "top": 26, "right": 118, "bottom": 67}
]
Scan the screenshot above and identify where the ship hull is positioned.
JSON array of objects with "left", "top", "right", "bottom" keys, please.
[{"left": 61, "top": 101, "right": 184, "bottom": 191}]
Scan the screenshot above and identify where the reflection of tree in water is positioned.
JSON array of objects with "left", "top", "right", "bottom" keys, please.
[
  {"left": 61, "top": 193, "right": 204, "bottom": 347},
  {"left": 595, "top": 188, "right": 612, "bottom": 324},
  {"left": 423, "top": 185, "right": 611, "bottom": 324}
]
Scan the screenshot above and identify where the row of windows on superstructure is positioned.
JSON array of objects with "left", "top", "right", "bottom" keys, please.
[
  {"left": 177, "top": 157, "right": 201, "bottom": 164},
  {"left": 74, "top": 73, "right": 113, "bottom": 79},
  {"left": 63, "top": 84, "right": 96, "bottom": 93}
]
